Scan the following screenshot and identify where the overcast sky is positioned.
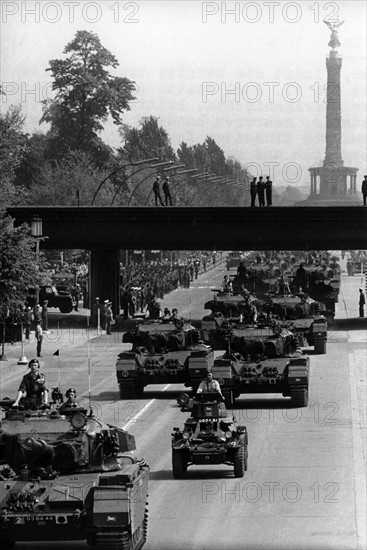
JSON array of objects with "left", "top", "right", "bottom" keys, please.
[{"left": 1, "top": 0, "right": 366, "bottom": 187}]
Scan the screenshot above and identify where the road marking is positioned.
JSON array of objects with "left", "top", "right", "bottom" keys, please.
[{"left": 122, "top": 384, "right": 171, "bottom": 430}]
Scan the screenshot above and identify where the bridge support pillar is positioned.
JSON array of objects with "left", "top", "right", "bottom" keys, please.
[{"left": 90, "top": 249, "right": 120, "bottom": 319}]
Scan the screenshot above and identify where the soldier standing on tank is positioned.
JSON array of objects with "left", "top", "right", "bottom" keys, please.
[
  {"left": 265, "top": 176, "right": 273, "bottom": 206},
  {"left": 250, "top": 177, "right": 257, "bottom": 207},
  {"left": 153, "top": 175, "right": 164, "bottom": 206},
  {"left": 257, "top": 176, "right": 265, "bottom": 207}
]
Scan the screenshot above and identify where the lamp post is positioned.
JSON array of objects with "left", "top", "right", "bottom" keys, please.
[
  {"left": 30, "top": 217, "right": 43, "bottom": 307},
  {"left": 91, "top": 158, "right": 159, "bottom": 205}
]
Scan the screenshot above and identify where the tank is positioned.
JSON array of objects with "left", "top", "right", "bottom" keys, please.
[
  {"left": 0, "top": 397, "right": 149, "bottom": 549},
  {"left": 171, "top": 393, "right": 248, "bottom": 478},
  {"left": 201, "top": 290, "right": 260, "bottom": 350},
  {"left": 265, "top": 292, "right": 328, "bottom": 354},
  {"left": 116, "top": 318, "right": 214, "bottom": 398},
  {"left": 211, "top": 329, "right": 310, "bottom": 408}
]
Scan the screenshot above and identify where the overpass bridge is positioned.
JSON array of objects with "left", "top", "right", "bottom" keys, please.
[{"left": 8, "top": 206, "right": 367, "bottom": 315}]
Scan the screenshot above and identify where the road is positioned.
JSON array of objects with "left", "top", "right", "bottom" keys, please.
[{"left": 0, "top": 259, "right": 365, "bottom": 550}]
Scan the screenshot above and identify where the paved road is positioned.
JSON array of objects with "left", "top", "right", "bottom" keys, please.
[{"left": 0, "top": 259, "right": 365, "bottom": 550}]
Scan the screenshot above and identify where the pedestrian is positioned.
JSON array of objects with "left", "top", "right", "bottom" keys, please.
[
  {"left": 104, "top": 300, "right": 114, "bottom": 334},
  {"left": 257, "top": 176, "right": 265, "bottom": 207},
  {"left": 35, "top": 323, "right": 43, "bottom": 357},
  {"left": 265, "top": 176, "right": 273, "bottom": 206},
  {"left": 41, "top": 300, "right": 48, "bottom": 331},
  {"left": 362, "top": 175, "right": 367, "bottom": 206},
  {"left": 153, "top": 175, "right": 164, "bottom": 206},
  {"left": 162, "top": 176, "right": 173, "bottom": 206},
  {"left": 71, "top": 285, "right": 79, "bottom": 311},
  {"left": 359, "top": 288, "right": 365, "bottom": 317},
  {"left": 23, "top": 306, "right": 32, "bottom": 340},
  {"left": 33, "top": 304, "right": 41, "bottom": 332},
  {"left": 250, "top": 177, "right": 257, "bottom": 207}
]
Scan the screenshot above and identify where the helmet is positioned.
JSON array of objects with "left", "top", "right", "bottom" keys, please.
[{"left": 66, "top": 388, "right": 76, "bottom": 396}]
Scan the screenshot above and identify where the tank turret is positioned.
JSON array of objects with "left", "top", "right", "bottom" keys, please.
[{"left": 0, "top": 399, "right": 149, "bottom": 549}]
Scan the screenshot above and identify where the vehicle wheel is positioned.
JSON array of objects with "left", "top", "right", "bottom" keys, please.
[
  {"left": 244, "top": 446, "right": 248, "bottom": 471},
  {"left": 172, "top": 450, "right": 186, "bottom": 479},
  {"left": 119, "top": 381, "right": 137, "bottom": 399},
  {"left": 233, "top": 445, "right": 245, "bottom": 478},
  {"left": 290, "top": 389, "right": 308, "bottom": 407},
  {"left": 314, "top": 340, "right": 327, "bottom": 354},
  {"left": 59, "top": 305, "right": 73, "bottom": 313},
  {"left": 177, "top": 392, "right": 190, "bottom": 408},
  {"left": 135, "top": 381, "right": 144, "bottom": 395}
]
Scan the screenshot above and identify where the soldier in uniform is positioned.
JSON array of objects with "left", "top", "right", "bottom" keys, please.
[
  {"left": 362, "top": 175, "right": 367, "bottom": 206},
  {"left": 59, "top": 388, "right": 79, "bottom": 414},
  {"left": 162, "top": 176, "right": 173, "bottom": 206},
  {"left": 153, "top": 175, "right": 164, "bottom": 206},
  {"left": 197, "top": 371, "right": 223, "bottom": 398},
  {"left": 265, "top": 176, "right": 273, "bottom": 206},
  {"left": 13, "top": 358, "right": 48, "bottom": 408},
  {"left": 257, "top": 176, "right": 265, "bottom": 207},
  {"left": 250, "top": 177, "right": 257, "bottom": 207}
]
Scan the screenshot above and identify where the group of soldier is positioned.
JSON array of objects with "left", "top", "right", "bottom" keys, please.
[
  {"left": 153, "top": 175, "right": 173, "bottom": 206},
  {"left": 250, "top": 176, "right": 273, "bottom": 207}
]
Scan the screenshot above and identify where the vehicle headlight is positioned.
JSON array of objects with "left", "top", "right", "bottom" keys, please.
[
  {"left": 122, "top": 370, "right": 129, "bottom": 377},
  {"left": 225, "top": 431, "right": 232, "bottom": 439},
  {"left": 182, "top": 432, "right": 190, "bottom": 440}
]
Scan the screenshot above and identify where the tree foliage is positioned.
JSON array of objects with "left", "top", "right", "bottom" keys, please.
[
  {"left": 120, "top": 116, "right": 177, "bottom": 162},
  {"left": 41, "top": 30, "right": 136, "bottom": 164},
  {"left": 0, "top": 104, "right": 28, "bottom": 210},
  {"left": 27, "top": 150, "right": 114, "bottom": 206}
]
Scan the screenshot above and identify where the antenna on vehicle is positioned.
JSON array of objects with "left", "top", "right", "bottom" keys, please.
[{"left": 87, "top": 334, "right": 92, "bottom": 415}]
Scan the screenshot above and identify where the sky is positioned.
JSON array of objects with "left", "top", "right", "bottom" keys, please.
[{"left": 1, "top": 0, "right": 366, "bottom": 188}]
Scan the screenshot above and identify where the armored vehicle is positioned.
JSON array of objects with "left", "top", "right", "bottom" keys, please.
[
  {"left": 171, "top": 393, "right": 248, "bottom": 478},
  {"left": 117, "top": 319, "right": 214, "bottom": 398},
  {"left": 201, "top": 290, "right": 260, "bottom": 349},
  {"left": 265, "top": 293, "right": 328, "bottom": 354},
  {"left": 0, "top": 397, "right": 149, "bottom": 549},
  {"left": 211, "top": 329, "right": 310, "bottom": 407},
  {"left": 27, "top": 285, "right": 74, "bottom": 313}
]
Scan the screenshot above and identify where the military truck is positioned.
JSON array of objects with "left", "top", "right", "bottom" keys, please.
[
  {"left": 171, "top": 393, "right": 248, "bottom": 478},
  {"left": 117, "top": 319, "right": 214, "bottom": 398},
  {"left": 0, "top": 397, "right": 149, "bottom": 549},
  {"left": 27, "top": 285, "right": 74, "bottom": 313},
  {"left": 211, "top": 329, "right": 310, "bottom": 407}
]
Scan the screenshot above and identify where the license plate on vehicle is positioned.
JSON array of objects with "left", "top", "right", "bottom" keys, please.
[{"left": 25, "top": 515, "right": 54, "bottom": 523}]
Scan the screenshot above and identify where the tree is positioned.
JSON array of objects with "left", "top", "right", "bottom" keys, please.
[
  {"left": 27, "top": 150, "right": 114, "bottom": 206},
  {"left": 41, "top": 30, "right": 136, "bottom": 164},
  {"left": 120, "top": 116, "right": 176, "bottom": 162},
  {"left": 0, "top": 104, "right": 28, "bottom": 210},
  {"left": 0, "top": 218, "right": 41, "bottom": 322}
]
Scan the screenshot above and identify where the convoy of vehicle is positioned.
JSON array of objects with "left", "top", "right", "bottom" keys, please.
[
  {"left": 1, "top": 249, "right": 345, "bottom": 547},
  {"left": 0, "top": 396, "right": 149, "bottom": 549}
]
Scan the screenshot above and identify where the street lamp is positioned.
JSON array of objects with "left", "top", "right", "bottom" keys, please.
[
  {"left": 162, "top": 164, "right": 185, "bottom": 172},
  {"left": 91, "top": 158, "right": 159, "bottom": 205},
  {"left": 30, "top": 217, "right": 43, "bottom": 307}
]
